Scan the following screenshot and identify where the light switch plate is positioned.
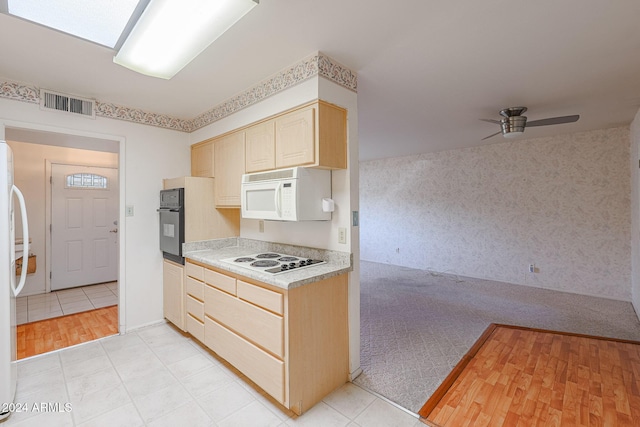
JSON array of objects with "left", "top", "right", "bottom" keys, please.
[{"left": 125, "top": 205, "right": 134, "bottom": 217}]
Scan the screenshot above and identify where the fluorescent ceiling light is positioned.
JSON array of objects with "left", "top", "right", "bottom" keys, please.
[
  {"left": 7, "top": 0, "right": 141, "bottom": 48},
  {"left": 113, "top": 0, "right": 258, "bottom": 79}
]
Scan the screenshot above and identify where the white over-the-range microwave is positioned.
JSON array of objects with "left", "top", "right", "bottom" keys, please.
[{"left": 241, "top": 167, "right": 332, "bottom": 221}]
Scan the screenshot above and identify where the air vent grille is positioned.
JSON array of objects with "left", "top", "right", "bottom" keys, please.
[
  {"left": 243, "top": 168, "right": 295, "bottom": 183},
  {"left": 40, "top": 90, "right": 96, "bottom": 118}
]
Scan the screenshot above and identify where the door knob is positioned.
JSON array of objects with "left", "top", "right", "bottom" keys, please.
[{"left": 109, "top": 229, "right": 118, "bottom": 233}]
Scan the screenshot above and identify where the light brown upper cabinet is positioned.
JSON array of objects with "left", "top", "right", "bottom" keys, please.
[
  {"left": 191, "top": 100, "right": 347, "bottom": 204},
  {"left": 245, "top": 119, "right": 276, "bottom": 173},
  {"left": 191, "top": 140, "right": 214, "bottom": 177},
  {"left": 214, "top": 131, "right": 245, "bottom": 207},
  {"left": 244, "top": 100, "right": 347, "bottom": 173},
  {"left": 275, "top": 105, "right": 316, "bottom": 169}
]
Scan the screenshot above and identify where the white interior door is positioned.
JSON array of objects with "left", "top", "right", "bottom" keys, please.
[{"left": 51, "top": 164, "right": 118, "bottom": 291}]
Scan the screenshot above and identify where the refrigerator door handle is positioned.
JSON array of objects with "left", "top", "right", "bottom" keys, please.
[{"left": 11, "top": 185, "right": 29, "bottom": 297}]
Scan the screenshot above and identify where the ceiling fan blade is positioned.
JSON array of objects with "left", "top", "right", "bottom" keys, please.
[
  {"left": 481, "top": 131, "right": 502, "bottom": 141},
  {"left": 480, "top": 118, "right": 501, "bottom": 125},
  {"left": 526, "top": 115, "right": 579, "bottom": 128}
]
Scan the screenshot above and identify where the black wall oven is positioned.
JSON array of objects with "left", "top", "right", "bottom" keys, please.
[{"left": 158, "top": 188, "right": 185, "bottom": 264}]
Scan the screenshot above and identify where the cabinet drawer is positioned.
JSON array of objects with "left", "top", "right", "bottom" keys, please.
[
  {"left": 237, "top": 280, "right": 283, "bottom": 315},
  {"left": 205, "top": 317, "right": 284, "bottom": 403},
  {"left": 185, "top": 262, "right": 204, "bottom": 281},
  {"left": 186, "top": 295, "right": 204, "bottom": 321},
  {"left": 205, "top": 269, "right": 236, "bottom": 295},
  {"left": 205, "top": 285, "right": 283, "bottom": 358},
  {"left": 186, "top": 277, "right": 204, "bottom": 300},
  {"left": 187, "top": 314, "right": 204, "bottom": 343}
]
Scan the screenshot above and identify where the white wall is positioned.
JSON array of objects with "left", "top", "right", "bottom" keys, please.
[
  {"left": 7, "top": 141, "right": 118, "bottom": 296},
  {"left": 361, "top": 126, "right": 631, "bottom": 301},
  {"left": 631, "top": 108, "right": 640, "bottom": 314},
  {"left": 0, "top": 97, "right": 191, "bottom": 331}
]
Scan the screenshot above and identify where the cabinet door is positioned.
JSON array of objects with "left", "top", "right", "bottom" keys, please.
[
  {"left": 214, "top": 131, "right": 245, "bottom": 207},
  {"left": 191, "top": 141, "right": 214, "bottom": 177},
  {"left": 245, "top": 119, "right": 275, "bottom": 173},
  {"left": 163, "top": 260, "right": 185, "bottom": 331},
  {"left": 275, "top": 106, "right": 315, "bottom": 168}
]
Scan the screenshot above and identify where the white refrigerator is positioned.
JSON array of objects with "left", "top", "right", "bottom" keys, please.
[{"left": 0, "top": 140, "right": 29, "bottom": 422}]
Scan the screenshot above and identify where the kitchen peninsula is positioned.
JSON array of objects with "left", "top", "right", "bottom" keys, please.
[{"left": 179, "top": 237, "right": 352, "bottom": 415}]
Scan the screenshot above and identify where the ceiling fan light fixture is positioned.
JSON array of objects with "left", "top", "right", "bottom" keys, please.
[
  {"left": 480, "top": 106, "right": 580, "bottom": 141},
  {"left": 502, "top": 130, "right": 524, "bottom": 139},
  {"left": 501, "top": 116, "right": 527, "bottom": 138},
  {"left": 113, "top": 0, "right": 258, "bottom": 79},
  {"left": 499, "top": 107, "right": 527, "bottom": 118}
]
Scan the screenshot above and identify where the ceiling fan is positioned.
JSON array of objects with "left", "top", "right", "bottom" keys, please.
[{"left": 480, "top": 107, "right": 579, "bottom": 140}]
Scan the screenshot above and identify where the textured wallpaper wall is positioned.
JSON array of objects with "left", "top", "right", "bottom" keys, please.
[
  {"left": 631, "top": 111, "right": 640, "bottom": 310},
  {"left": 360, "top": 127, "right": 631, "bottom": 300}
]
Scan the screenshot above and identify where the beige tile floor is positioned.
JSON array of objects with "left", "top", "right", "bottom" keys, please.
[
  {"left": 4, "top": 322, "right": 421, "bottom": 426},
  {"left": 16, "top": 282, "right": 119, "bottom": 325}
]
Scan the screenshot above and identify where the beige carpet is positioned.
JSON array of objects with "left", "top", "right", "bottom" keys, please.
[{"left": 354, "top": 261, "right": 640, "bottom": 413}]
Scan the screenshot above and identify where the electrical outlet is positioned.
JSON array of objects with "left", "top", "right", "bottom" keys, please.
[
  {"left": 529, "top": 264, "right": 535, "bottom": 273},
  {"left": 338, "top": 227, "right": 347, "bottom": 244},
  {"left": 258, "top": 220, "right": 264, "bottom": 233}
]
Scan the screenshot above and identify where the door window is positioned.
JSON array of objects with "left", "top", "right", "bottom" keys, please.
[{"left": 65, "top": 173, "right": 108, "bottom": 189}]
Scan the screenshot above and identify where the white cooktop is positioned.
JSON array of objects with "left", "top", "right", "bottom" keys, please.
[{"left": 220, "top": 252, "right": 325, "bottom": 275}]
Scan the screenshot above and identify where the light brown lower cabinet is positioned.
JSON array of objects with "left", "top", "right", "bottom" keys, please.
[
  {"left": 163, "top": 259, "right": 185, "bottom": 331},
  {"left": 205, "top": 317, "right": 286, "bottom": 402},
  {"left": 185, "top": 260, "right": 349, "bottom": 415}
]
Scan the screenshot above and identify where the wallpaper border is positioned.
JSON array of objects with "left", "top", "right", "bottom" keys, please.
[
  {"left": 1, "top": 81, "right": 39, "bottom": 104},
  {"left": 189, "top": 53, "right": 357, "bottom": 131},
  {"left": 0, "top": 53, "right": 357, "bottom": 133}
]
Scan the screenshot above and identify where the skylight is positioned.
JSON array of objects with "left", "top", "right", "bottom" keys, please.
[
  {"left": 3, "top": 0, "right": 258, "bottom": 79},
  {"left": 7, "top": 0, "right": 142, "bottom": 48}
]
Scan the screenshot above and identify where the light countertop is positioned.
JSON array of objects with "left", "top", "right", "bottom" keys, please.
[{"left": 182, "top": 238, "right": 352, "bottom": 290}]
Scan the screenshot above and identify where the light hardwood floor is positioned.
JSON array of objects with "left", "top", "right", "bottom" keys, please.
[
  {"left": 419, "top": 324, "right": 640, "bottom": 426},
  {"left": 16, "top": 305, "right": 118, "bottom": 359},
  {"left": 16, "top": 282, "right": 119, "bottom": 324}
]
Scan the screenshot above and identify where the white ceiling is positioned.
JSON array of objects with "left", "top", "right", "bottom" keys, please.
[{"left": 1, "top": 0, "right": 639, "bottom": 161}]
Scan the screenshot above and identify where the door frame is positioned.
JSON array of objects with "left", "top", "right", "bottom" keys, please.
[
  {"left": 47, "top": 162, "right": 119, "bottom": 291},
  {"left": 3, "top": 120, "right": 127, "bottom": 334}
]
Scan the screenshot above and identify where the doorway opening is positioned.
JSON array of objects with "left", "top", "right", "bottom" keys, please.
[{"left": 5, "top": 127, "right": 121, "bottom": 358}]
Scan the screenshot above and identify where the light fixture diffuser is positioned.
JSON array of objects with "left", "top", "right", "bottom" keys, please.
[
  {"left": 113, "top": 0, "right": 258, "bottom": 79},
  {"left": 502, "top": 131, "right": 524, "bottom": 139}
]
